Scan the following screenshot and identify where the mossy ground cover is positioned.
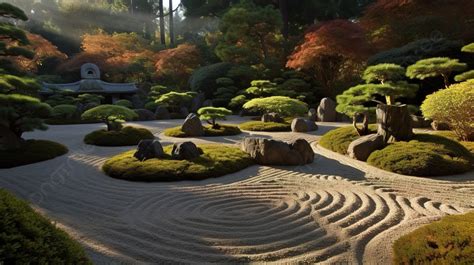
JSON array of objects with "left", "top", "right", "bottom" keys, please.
[
  {"left": 84, "top": 126, "right": 154, "bottom": 146},
  {"left": 103, "top": 144, "right": 255, "bottom": 182},
  {"left": 434, "top": 131, "right": 474, "bottom": 154},
  {"left": 318, "top": 125, "right": 377, "bottom": 154},
  {"left": 393, "top": 211, "right": 474, "bottom": 264},
  {"left": 164, "top": 124, "right": 241, "bottom": 137},
  {"left": 0, "top": 140, "right": 68, "bottom": 168},
  {"left": 367, "top": 134, "right": 473, "bottom": 176},
  {"left": 239, "top": 121, "right": 291, "bottom": 132},
  {"left": 0, "top": 189, "right": 91, "bottom": 264}
]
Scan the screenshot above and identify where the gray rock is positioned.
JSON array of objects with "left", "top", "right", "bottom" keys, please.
[
  {"left": 134, "top": 140, "right": 164, "bottom": 161},
  {"left": 411, "top": 115, "right": 431, "bottom": 128},
  {"left": 134, "top": 109, "right": 155, "bottom": 121},
  {"left": 431, "top": 121, "right": 450, "bottom": 131},
  {"left": 347, "top": 134, "right": 385, "bottom": 161},
  {"left": 171, "top": 141, "right": 203, "bottom": 160},
  {"left": 305, "top": 120, "right": 318, "bottom": 132},
  {"left": 155, "top": 106, "right": 170, "bottom": 120},
  {"left": 308, "top": 108, "right": 317, "bottom": 121},
  {"left": 291, "top": 118, "right": 309, "bottom": 132},
  {"left": 261, "top": 112, "right": 284, "bottom": 123},
  {"left": 289, "top": 139, "right": 314, "bottom": 164},
  {"left": 182, "top": 113, "right": 204, "bottom": 136},
  {"left": 317, "top": 97, "right": 337, "bottom": 122},
  {"left": 241, "top": 137, "right": 314, "bottom": 166}
]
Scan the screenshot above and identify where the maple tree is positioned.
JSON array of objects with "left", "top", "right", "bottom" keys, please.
[
  {"left": 155, "top": 44, "right": 202, "bottom": 88},
  {"left": 286, "top": 20, "right": 371, "bottom": 97}
]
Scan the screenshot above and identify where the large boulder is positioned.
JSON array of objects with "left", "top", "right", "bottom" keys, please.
[
  {"left": 134, "top": 139, "right": 165, "bottom": 161},
  {"left": 431, "top": 121, "right": 450, "bottom": 131},
  {"left": 261, "top": 112, "right": 284, "bottom": 123},
  {"left": 171, "top": 141, "right": 203, "bottom": 160},
  {"left": 317, "top": 97, "right": 337, "bottom": 122},
  {"left": 347, "top": 134, "right": 385, "bottom": 161},
  {"left": 134, "top": 109, "right": 155, "bottom": 121},
  {"left": 308, "top": 108, "right": 317, "bottom": 122},
  {"left": 181, "top": 113, "right": 204, "bottom": 136},
  {"left": 289, "top": 139, "right": 314, "bottom": 164},
  {"left": 241, "top": 137, "right": 314, "bottom": 166},
  {"left": 155, "top": 106, "right": 170, "bottom": 120},
  {"left": 291, "top": 118, "right": 309, "bottom": 132}
]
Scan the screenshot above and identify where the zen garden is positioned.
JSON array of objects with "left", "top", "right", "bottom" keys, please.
[{"left": 1, "top": 0, "right": 474, "bottom": 264}]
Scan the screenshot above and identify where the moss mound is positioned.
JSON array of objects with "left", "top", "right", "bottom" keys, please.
[
  {"left": 164, "top": 124, "right": 241, "bottom": 137},
  {"left": 239, "top": 121, "right": 290, "bottom": 132},
  {"left": 0, "top": 189, "right": 91, "bottom": 264},
  {"left": 367, "top": 134, "right": 473, "bottom": 176},
  {"left": 434, "top": 131, "right": 474, "bottom": 154},
  {"left": 84, "top": 126, "right": 154, "bottom": 146},
  {"left": 103, "top": 144, "right": 255, "bottom": 181},
  {"left": 319, "top": 125, "right": 377, "bottom": 154},
  {"left": 0, "top": 140, "right": 68, "bottom": 168},
  {"left": 393, "top": 211, "right": 474, "bottom": 264}
]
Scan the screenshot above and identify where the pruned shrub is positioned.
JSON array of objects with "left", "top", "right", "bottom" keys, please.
[
  {"left": 421, "top": 79, "right": 474, "bottom": 141},
  {"left": 51, "top": 104, "right": 78, "bottom": 119},
  {"left": 84, "top": 126, "right": 154, "bottom": 146},
  {"left": 81, "top": 105, "right": 138, "bottom": 131},
  {"left": 242, "top": 96, "right": 308, "bottom": 117},
  {"left": 114, "top": 99, "right": 133, "bottom": 108}
]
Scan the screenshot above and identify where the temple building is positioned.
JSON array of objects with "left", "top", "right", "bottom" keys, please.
[{"left": 41, "top": 63, "right": 138, "bottom": 103}]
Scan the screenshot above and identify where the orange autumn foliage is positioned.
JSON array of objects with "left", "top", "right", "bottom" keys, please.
[
  {"left": 155, "top": 44, "right": 202, "bottom": 86},
  {"left": 9, "top": 33, "right": 67, "bottom": 73},
  {"left": 286, "top": 20, "right": 370, "bottom": 96}
]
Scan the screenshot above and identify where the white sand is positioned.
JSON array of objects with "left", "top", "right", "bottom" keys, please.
[{"left": 0, "top": 116, "right": 472, "bottom": 264}]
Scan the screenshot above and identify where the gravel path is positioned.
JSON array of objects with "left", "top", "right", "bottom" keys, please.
[{"left": 0, "top": 116, "right": 472, "bottom": 264}]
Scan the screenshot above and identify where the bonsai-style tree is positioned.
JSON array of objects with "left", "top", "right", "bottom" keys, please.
[
  {"left": 197, "top": 107, "right": 232, "bottom": 129},
  {"left": 155, "top": 92, "right": 196, "bottom": 112},
  {"left": 148, "top": 85, "right": 171, "bottom": 101},
  {"left": 245, "top": 80, "right": 279, "bottom": 98},
  {"left": 454, "top": 70, "right": 474, "bottom": 82},
  {"left": 0, "top": 74, "right": 40, "bottom": 96},
  {"left": 0, "top": 94, "right": 52, "bottom": 150},
  {"left": 81, "top": 105, "right": 137, "bottom": 131},
  {"left": 242, "top": 96, "right": 308, "bottom": 117},
  {"left": 461, "top": 43, "right": 474, "bottom": 53},
  {"left": 421, "top": 79, "right": 474, "bottom": 141},
  {"left": 406, "top": 57, "right": 467, "bottom": 88},
  {"left": 337, "top": 63, "right": 418, "bottom": 139},
  {"left": 76, "top": 93, "right": 104, "bottom": 105}
]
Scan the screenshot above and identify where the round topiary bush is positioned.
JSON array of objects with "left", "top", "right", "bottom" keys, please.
[
  {"left": 0, "top": 189, "right": 91, "bottom": 264},
  {"left": 164, "top": 125, "right": 241, "bottom": 137},
  {"left": 103, "top": 144, "right": 255, "bottom": 181},
  {"left": 367, "top": 134, "right": 473, "bottom": 176},
  {"left": 319, "top": 125, "right": 377, "bottom": 154},
  {"left": 84, "top": 126, "right": 154, "bottom": 146},
  {"left": 238, "top": 121, "right": 291, "bottom": 132},
  {"left": 393, "top": 211, "right": 474, "bottom": 264},
  {"left": 51, "top": 104, "right": 78, "bottom": 119},
  {"left": 114, "top": 99, "right": 133, "bottom": 108},
  {"left": 0, "top": 140, "right": 68, "bottom": 168}
]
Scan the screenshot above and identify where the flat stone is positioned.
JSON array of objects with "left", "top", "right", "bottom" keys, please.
[{"left": 347, "top": 134, "right": 385, "bottom": 161}]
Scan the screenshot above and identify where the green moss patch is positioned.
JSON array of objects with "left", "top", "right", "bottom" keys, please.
[
  {"left": 239, "top": 121, "right": 290, "bottom": 132},
  {"left": 0, "top": 140, "right": 68, "bottom": 168},
  {"left": 367, "top": 134, "right": 473, "bottom": 176},
  {"left": 84, "top": 126, "right": 154, "bottom": 146},
  {"left": 103, "top": 144, "right": 255, "bottom": 182},
  {"left": 434, "top": 131, "right": 474, "bottom": 154},
  {"left": 319, "top": 125, "right": 377, "bottom": 154},
  {"left": 0, "top": 189, "right": 91, "bottom": 264},
  {"left": 164, "top": 124, "right": 242, "bottom": 137},
  {"left": 393, "top": 211, "right": 474, "bottom": 264}
]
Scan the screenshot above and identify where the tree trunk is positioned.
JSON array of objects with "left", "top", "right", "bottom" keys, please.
[
  {"left": 0, "top": 125, "right": 23, "bottom": 151},
  {"left": 376, "top": 104, "right": 413, "bottom": 143},
  {"left": 158, "top": 0, "right": 166, "bottom": 46},
  {"left": 353, "top": 112, "right": 369, "bottom": 136},
  {"left": 169, "top": 0, "right": 175, "bottom": 47}
]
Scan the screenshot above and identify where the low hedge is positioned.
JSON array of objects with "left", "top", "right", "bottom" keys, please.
[
  {"left": 319, "top": 125, "right": 377, "bottom": 154},
  {"left": 0, "top": 189, "right": 91, "bottom": 264},
  {"left": 239, "top": 121, "right": 291, "bottom": 132},
  {"left": 103, "top": 144, "right": 255, "bottom": 181},
  {"left": 367, "top": 134, "right": 473, "bottom": 176},
  {"left": 164, "top": 124, "right": 241, "bottom": 137},
  {"left": 0, "top": 140, "right": 68, "bottom": 168},
  {"left": 84, "top": 126, "right": 154, "bottom": 146},
  {"left": 393, "top": 211, "right": 474, "bottom": 264}
]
